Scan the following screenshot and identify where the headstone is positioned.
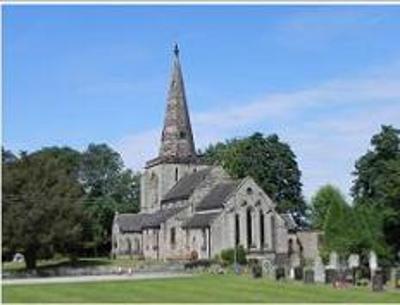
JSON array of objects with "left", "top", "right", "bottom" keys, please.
[
  {"left": 394, "top": 268, "right": 400, "bottom": 289},
  {"left": 348, "top": 254, "right": 360, "bottom": 285},
  {"left": 329, "top": 251, "right": 339, "bottom": 270},
  {"left": 304, "top": 269, "right": 314, "bottom": 284},
  {"left": 275, "top": 267, "right": 285, "bottom": 281},
  {"left": 372, "top": 269, "right": 384, "bottom": 292},
  {"left": 369, "top": 251, "right": 378, "bottom": 273},
  {"left": 261, "top": 259, "right": 274, "bottom": 278},
  {"left": 294, "top": 267, "right": 303, "bottom": 280},
  {"left": 289, "top": 267, "right": 295, "bottom": 279},
  {"left": 313, "top": 256, "right": 326, "bottom": 283},
  {"left": 325, "top": 269, "right": 338, "bottom": 284},
  {"left": 348, "top": 254, "right": 360, "bottom": 269}
]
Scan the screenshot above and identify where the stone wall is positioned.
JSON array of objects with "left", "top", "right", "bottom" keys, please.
[
  {"left": 296, "top": 230, "right": 323, "bottom": 261},
  {"left": 112, "top": 223, "right": 142, "bottom": 257},
  {"left": 141, "top": 163, "right": 210, "bottom": 213}
]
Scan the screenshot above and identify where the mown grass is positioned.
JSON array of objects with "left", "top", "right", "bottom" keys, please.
[{"left": 3, "top": 274, "right": 400, "bottom": 303}]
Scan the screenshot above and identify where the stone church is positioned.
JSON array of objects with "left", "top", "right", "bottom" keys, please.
[{"left": 112, "top": 45, "right": 320, "bottom": 266}]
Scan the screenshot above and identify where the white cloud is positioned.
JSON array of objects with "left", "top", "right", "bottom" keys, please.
[{"left": 115, "top": 60, "right": 400, "bottom": 200}]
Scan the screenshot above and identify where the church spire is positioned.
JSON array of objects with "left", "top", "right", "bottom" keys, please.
[{"left": 159, "top": 43, "right": 197, "bottom": 162}]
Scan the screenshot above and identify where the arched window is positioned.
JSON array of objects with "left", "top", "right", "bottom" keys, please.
[
  {"left": 259, "top": 211, "right": 265, "bottom": 249},
  {"left": 170, "top": 228, "right": 176, "bottom": 247},
  {"left": 288, "top": 238, "right": 294, "bottom": 256},
  {"left": 246, "top": 208, "right": 253, "bottom": 248},
  {"left": 235, "top": 214, "right": 240, "bottom": 246}
]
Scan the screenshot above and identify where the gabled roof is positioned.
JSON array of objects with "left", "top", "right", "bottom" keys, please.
[
  {"left": 141, "top": 206, "right": 185, "bottom": 229},
  {"left": 196, "top": 181, "right": 238, "bottom": 211},
  {"left": 161, "top": 168, "right": 211, "bottom": 204},
  {"left": 115, "top": 213, "right": 151, "bottom": 233},
  {"left": 115, "top": 206, "right": 184, "bottom": 232},
  {"left": 181, "top": 211, "right": 221, "bottom": 229}
]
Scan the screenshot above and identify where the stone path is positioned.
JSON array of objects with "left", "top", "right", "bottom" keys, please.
[{"left": 2, "top": 272, "right": 191, "bottom": 285}]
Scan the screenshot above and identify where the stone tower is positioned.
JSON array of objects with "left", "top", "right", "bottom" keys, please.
[{"left": 140, "top": 44, "right": 207, "bottom": 213}]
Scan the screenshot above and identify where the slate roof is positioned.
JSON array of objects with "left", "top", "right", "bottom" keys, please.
[
  {"left": 115, "top": 206, "right": 184, "bottom": 232},
  {"left": 161, "top": 168, "right": 211, "bottom": 204},
  {"left": 195, "top": 182, "right": 238, "bottom": 211},
  {"left": 115, "top": 213, "right": 151, "bottom": 233},
  {"left": 181, "top": 212, "right": 221, "bottom": 229},
  {"left": 141, "top": 206, "right": 185, "bottom": 229},
  {"left": 280, "top": 213, "right": 298, "bottom": 232}
]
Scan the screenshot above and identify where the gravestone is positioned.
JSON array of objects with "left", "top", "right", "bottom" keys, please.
[
  {"left": 313, "top": 256, "right": 326, "bottom": 283},
  {"left": 372, "top": 269, "right": 384, "bottom": 292},
  {"left": 392, "top": 268, "right": 400, "bottom": 289},
  {"left": 304, "top": 269, "right": 315, "bottom": 284},
  {"left": 326, "top": 251, "right": 339, "bottom": 284},
  {"left": 275, "top": 267, "right": 285, "bottom": 281},
  {"left": 261, "top": 258, "right": 274, "bottom": 278},
  {"left": 325, "top": 269, "right": 338, "bottom": 284},
  {"left": 329, "top": 251, "right": 339, "bottom": 270},
  {"left": 289, "top": 267, "right": 295, "bottom": 279},
  {"left": 348, "top": 254, "right": 360, "bottom": 269},
  {"left": 294, "top": 267, "right": 303, "bottom": 280},
  {"left": 369, "top": 251, "right": 378, "bottom": 274},
  {"left": 348, "top": 254, "right": 360, "bottom": 285}
]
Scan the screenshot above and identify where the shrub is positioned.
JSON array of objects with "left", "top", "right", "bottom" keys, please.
[
  {"left": 184, "top": 259, "right": 213, "bottom": 270},
  {"left": 220, "top": 245, "right": 247, "bottom": 265}
]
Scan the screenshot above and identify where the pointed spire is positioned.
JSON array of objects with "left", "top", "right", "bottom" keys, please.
[{"left": 158, "top": 44, "right": 197, "bottom": 162}]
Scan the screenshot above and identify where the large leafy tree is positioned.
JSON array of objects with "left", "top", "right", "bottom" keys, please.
[
  {"left": 79, "top": 144, "right": 140, "bottom": 255},
  {"left": 322, "top": 195, "right": 388, "bottom": 260},
  {"left": 310, "top": 184, "right": 346, "bottom": 230},
  {"left": 352, "top": 125, "right": 400, "bottom": 259},
  {"left": 2, "top": 147, "right": 85, "bottom": 269},
  {"left": 202, "top": 132, "right": 306, "bottom": 220}
]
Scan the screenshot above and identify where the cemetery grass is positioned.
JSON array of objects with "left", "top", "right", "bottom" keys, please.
[{"left": 3, "top": 274, "right": 400, "bottom": 303}]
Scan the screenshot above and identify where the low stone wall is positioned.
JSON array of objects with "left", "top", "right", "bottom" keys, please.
[{"left": 3, "top": 262, "right": 185, "bottom": 279}]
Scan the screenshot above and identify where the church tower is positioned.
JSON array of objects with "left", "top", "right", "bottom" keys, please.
[{"left": 140, "top": 44, "right": 207, "bottom": 213}]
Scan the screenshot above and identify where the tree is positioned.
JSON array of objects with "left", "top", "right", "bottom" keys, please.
[
  {"left": 310, "top": 185, "right": 346, "bottom": 230},
  {"left": 2, "top": 147, "right": 84, "bottom": 269},
  {"left": 79, "top": 144, "right": 140, "bottom": 255},
  {"left": 203, "top": 132, "right": 306, "bottom": 220},
  {"left": 323, "top": 196, "right": 389, "bottom": 260},
  {"left": 352, "top": 125, "right": 400, "bottom": 259},
  {"left": 322, "top": 191, "right": 353, "bottom": 257},
  {"left": 2, "top": 147, "right": 17, "bottom": 164}
]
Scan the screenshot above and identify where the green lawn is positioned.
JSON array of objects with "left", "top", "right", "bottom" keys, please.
[{"left": 3, "top": 274, "right": 400, "bottom": 303}]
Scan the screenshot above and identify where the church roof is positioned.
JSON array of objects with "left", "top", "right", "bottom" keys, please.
[
  {"left": 181, "top": 211, "right": 221, "bottom": 229},
  {"left": 141, "top": 206, "right": 185, "bottom": 229},
  {"left": 195, "top": 181, "right": 238, "bottom": 211},
  {"left": 115, "top": 213, "right": 151, "bottom": 233},
  {"left": 161, "top": 168, "right": 212, "bottom": 204},
  {"left": 115, "top": 206, "right": 184, "bottom": 232}
]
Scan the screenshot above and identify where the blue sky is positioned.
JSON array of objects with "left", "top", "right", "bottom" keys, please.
[{"left": 3, "top": 5, "right": 400, "bottom": 200}]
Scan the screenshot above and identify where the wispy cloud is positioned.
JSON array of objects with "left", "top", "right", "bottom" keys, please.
[{"left": 114, "top": 60, "right": 400, "bottom": 200}]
